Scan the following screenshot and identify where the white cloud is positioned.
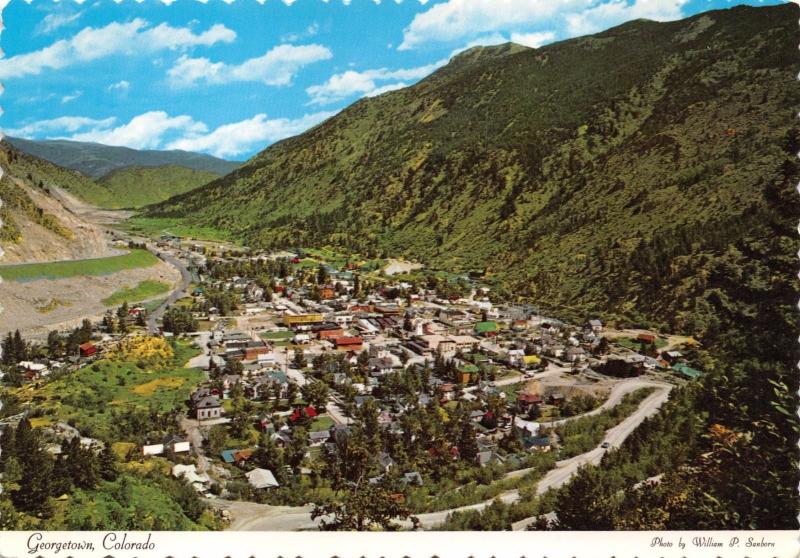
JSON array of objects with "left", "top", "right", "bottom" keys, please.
[
  {"left": 281, "top": 22, "right": 320, "bottom": 43},
  {"left": 36, "top": 11, "right": 83, "bottom": 34},
  {"left": 399, "top": 0, "right": 586, "bottom": 50},
  {"left": 68, "top": 111, "right": 208, "bottom": 150},
  {"left": 0, "top": 19, "right": 236, "bottom": 80},
  {"left": 166, "top": 111, "right": 337, "bottom": 158},
  {"left": 168, "top": 43, "right": 333, "bottom": 88},
  {"left": 5, "top": 116, "right": 117, "bottom": 137},
  {"left": 565, "top": 0, "right": 687, "bottom": 36},
  {"left": 510, "top": 31, "right": 557, "bottom": 48},
  {"left": 9, "top": 110, "right": 337, "bottom": 158},
  {"left": 306, "top": 59, "right": 446, "bottom": 105},
  {"left": 107, "top": 80, "right": 130, "bottom": 92},
  {"left": 399, "top": 0, "right": 688, "bottom": 50},
  {"left": 61, "top": 91, "right": 83, "bottom": 104}
]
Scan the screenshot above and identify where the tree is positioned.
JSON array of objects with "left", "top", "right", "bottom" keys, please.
[
  {"left": 293, "top": 348, "right": 307, "bottom": 369},
  {"left": 353, "top": 274, "right": 361, "bottom": 297},
  {"left": 286, "top": 382, "right": 299, "bottom": 405},
  {"left": 285, "top": 426, "right": 309, "bottom": 472},
  {"left": 301, "top": 380, "right": 329, "bottom": 409},
  {"left": 312, "top": 482, "right": 419, "bottom": 531},
  {"left": 317, "top": 264, "right": 329, "bottom": 285}
]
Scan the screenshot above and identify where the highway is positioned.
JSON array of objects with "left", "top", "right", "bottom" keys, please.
[{"left": 146, "top": 246, "right": 192, "bottom": 333}]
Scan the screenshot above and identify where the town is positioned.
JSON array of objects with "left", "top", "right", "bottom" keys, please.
[{"left": 0, "top": 234, "right": 703, "bottom": 530}]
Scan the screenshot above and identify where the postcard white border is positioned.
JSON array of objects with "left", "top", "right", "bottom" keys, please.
[
  {"left": 0, "top": 530, "right": 796, "bottom": 558},
  {"left": 0, "top": 2, "right": 798, "bottom": 558}
]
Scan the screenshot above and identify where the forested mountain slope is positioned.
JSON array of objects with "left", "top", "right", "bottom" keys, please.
[
  {"left": 97, "top": 166, "right": 220, "bottom": 209},
  {"left": 148, "top": 4, "right": 799, "bottom": 335}
]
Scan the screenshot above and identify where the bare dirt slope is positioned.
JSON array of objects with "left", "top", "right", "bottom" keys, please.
[
  {"left": 0, "top": 261, "right": 180, "bottom": 338},
  {"left": 1, "top": 178, "right": 120, "bottom": 264}
]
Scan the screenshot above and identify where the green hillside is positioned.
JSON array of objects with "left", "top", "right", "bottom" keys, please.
[
  {"left": 98, "top": 165, "right": 219, "bottom": 209},
  {"left": 7, "top": 137, "right": 240, "bottom": 178},
  {"left": 147, "top": 4, "right": 799, "bottom": 333},
  {"left": 0, "top": 142, "right": 113, "bottom": 214}
]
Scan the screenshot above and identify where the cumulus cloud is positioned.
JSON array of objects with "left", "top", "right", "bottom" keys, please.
[
  {"left": 399, "top": 0, "right": 688, "bottom": 50},
  {"left": 5, "top": 116, "right": 117, "bottom": 137},
  {"left": 9, "top": 110, "right": 336, "bottom": 158},
  {"left": 565, "top": 0, "right": 687, "bottom": 36},
  {"left": 69, "top": 111, "right": 208, "bottom": 150},
  {"left": 168, "top": 43, "right": 333, "bottom": 88},
  {"left": 0, "top": 19, "right": 236, "bottom": 80},
  {"left": 166, "top": 111, "right": 337, "bottom": 157},
  {"left": 306, "top": 59, "right": 446, "bottom": 105}
]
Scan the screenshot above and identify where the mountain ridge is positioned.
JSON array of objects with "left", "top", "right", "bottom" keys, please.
[{"left": 5, "top": 136, "right": 240, "bottom": 179}]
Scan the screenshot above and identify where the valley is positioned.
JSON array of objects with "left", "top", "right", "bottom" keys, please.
[{"left": 0, "top": 2, "right": 796, "bottom": 534}]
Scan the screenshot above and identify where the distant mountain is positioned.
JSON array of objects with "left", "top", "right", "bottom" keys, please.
[
  {"left": 96, "top": 165, "right": 220, "bottom": 209},
  {"left": 5, "top": 137, "right": 240, "bottom": 178},
  {"left": 148, "top": 3, "right": 799, "bottom": 332}
]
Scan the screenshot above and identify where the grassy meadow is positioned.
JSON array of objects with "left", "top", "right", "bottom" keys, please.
[{"left": 0, "top": 249, "right": 159, "bottom": 282}]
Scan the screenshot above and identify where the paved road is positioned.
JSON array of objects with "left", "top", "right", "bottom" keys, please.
[
  {"left": 213, "top": 380, "right": 671, "bottom": 531},
  {"left": 147, "top": 247, "right": 192, "bottom": 333},
  {"left": 407, "top": 383, "right": 672, "bottom": 529}
]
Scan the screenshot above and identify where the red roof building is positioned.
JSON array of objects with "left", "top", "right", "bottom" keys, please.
[
  {"left": 79, "top": 342, "right": 97, "bottom": 357},
  {"left": 334, "top": 337, "right": 364, "bottom": 351}
]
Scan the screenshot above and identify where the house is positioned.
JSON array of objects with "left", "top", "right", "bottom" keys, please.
[
  {"left": 309, "top": 430, "right": 331, "bottom": 446},
  {"left": 475, "top": 321, "right": 499, "bottom": 337},
  {"left": 190, "top": 388, "right": 223, "bottom": 420},
  {"left": 565, "top": 347, "right": 586, "bottom": 363},
  {"left": 586, "top": 319, "right": 604, "bottom": 333},
  {"left": 334, "top": 337, "right": 364, "bottom": 351},
  {"left": 246, "top": 468, "right": 280, "bottom": 489},
  {"left": 636, "top": 333, "right": 657, "bottom": 345},
  {"left": 449, "top": 335, "right": 481, "bottom": 352},
  {"left": 476, "top": 451, "right": 504, "bottom": 467},
  {"left": 320, "top": 286, "right": 336, "bottom": 300},
  {"left": 662, "top": 350, "right": 683, "bottom": 363},
  {"left": 549, "top": 393, "right": 565, "bottom": 405},
  {"left": 522, "top": 355, "right": 542, "bottom": 369},
  {"left": 79, "top": 343, "right": 97, "bottom": 357},
  {"left": 377, "top": 452, "right": 396, "bottom": 473},
  {"left": 289, "top": 405, "right": 318, "bottom": 423},
  {"left": 673, "top": 363, "right": 702, "bottom": 379},
  {"left": 457, "top": 363, "right": 479, "bottom": 384},
  {"left": 403, "top": 471, "right": 424, "bottom": 486},
  {"left": 517, "top": 392, "right": 542, "bottom": 411},
  {"left": 368, "top": 356, "right": 395, "bottom": 377},
  {"left": 318, "top": 328, "right": 345, "bottom": 341}
]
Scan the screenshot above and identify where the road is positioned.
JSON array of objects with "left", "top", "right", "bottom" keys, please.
[
  {"left": 147, "top": 247, "right": 192, "bottom": 333},
  {"left": 212, "top": 379, "right": 672, "bottom": 531}
]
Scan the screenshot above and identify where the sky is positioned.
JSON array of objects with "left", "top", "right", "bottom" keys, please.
[{"left": 0, "top": 0, "right": 787, "bottom": 161}]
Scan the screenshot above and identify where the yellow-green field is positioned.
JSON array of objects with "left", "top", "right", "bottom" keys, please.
[{"left": 102, "top": 279, "right": 172, "bottom": 306}]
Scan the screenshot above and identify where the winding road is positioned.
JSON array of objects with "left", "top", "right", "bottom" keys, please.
[
  {"left": 146, "top": 246, "right": 192, "bottom": 333},
  {"left": 209, "top": 378, "right": 673, "bottom": 531}
]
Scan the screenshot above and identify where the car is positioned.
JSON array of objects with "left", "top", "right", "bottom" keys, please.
[{"left": 601, "top": 442, "right": 611, "bottom": 449}]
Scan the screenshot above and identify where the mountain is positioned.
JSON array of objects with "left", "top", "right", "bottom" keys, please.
[
  {"left": 5, "top": 137, "right": 240, "bottom": 178},
  {"left": 95, "top": 165, "right": 220, "bottom": 209},
  {"left": 148, "top": 3, "right": 799, "bottom": 334},
  {"left": 0, "top": 142, "right": 117, "bottom": 263}
]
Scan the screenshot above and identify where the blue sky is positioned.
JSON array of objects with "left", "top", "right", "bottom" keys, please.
[{"left": 1, "top": 0, "right": 786, "bottom": 161}]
